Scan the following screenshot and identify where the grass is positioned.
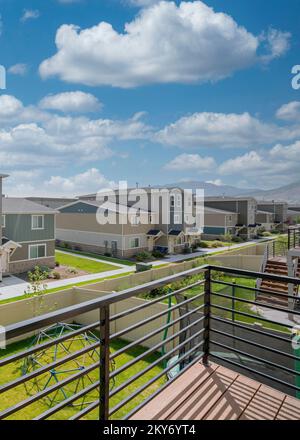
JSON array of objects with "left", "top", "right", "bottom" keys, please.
[
  {"left": 55, "top": 250, "right": 117, "bottom": 274},
  {"left": 0, "top": 335, "right": 165, "bottom": 420},
  {"left": 56, "top": 247, "right": 136, "bottom": 266}
]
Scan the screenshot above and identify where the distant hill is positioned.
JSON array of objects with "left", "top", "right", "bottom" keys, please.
[
  {"left": 159, "top": 180, "right": 255, "bottom": 197},
  {"left": 243, "top": 180, "right": 300, "bottom": 204},
  {"left": 159, "top": 180, "right": 300, "bottom": 204}
]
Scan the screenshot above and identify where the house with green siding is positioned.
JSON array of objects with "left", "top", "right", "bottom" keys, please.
[{"left": 0, "top": 176, "right": 57, "bottom": 279}]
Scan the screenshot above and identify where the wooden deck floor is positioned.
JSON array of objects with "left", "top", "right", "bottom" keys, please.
[{"left": 130, "top": 362, "right": 300, "bottom": 420}]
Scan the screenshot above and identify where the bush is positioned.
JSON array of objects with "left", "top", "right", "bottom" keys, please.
[
  {"left": 67, "top": 267, "right": 78, "bottom": 274},
  {"left": 211, "top": 241, "right": 223, "bottom": 248},
  {"left": 262, "top": 231, "right": 272, "bottom": 237},
  {"left": 231, "top": 236, "right": 244, "bottom": 243},
  {"left": 52, "top": 271, "right": 61, "bottom": 280},
  {"left": 135, "top": 251, "right": 152, "bottom": 262},
  {"left": 182, "top": 246, "right": 192, "bottom": 254},
  {"left": 55, "top": 261, "right": 60, "bottom": 267},
  {"left": 104, "top": 252, "right": 111, "bottom": 257},
  {"left": 37, "top": 265, "right": 51, "bottom": 274},
  {"left": 61, "top": 241, "right": 71, "bottom": 249},
  {"left": 152, "top": 250, "right": 165, "bottom": 259},
  {"left": 198, "top": 241, "right": 209, "bottom": 248}
]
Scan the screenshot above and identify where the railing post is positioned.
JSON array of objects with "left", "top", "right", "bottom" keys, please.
[
  {"left": 232, "top": 282, "right": 236, "bottom": 323},
  {"left": 99, "top": 305, "right": 110, "bottom": 421},
  {"left": 203, "top": 268, "right": 211, "bottom": 366}
]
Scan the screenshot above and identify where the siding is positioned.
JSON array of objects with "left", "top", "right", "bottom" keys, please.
[
  {"left": 2, "top": 214, "right": 55, "bottom": 242},
  {"left": 203, "top": 226, "right": 225, "bottom": 235}
]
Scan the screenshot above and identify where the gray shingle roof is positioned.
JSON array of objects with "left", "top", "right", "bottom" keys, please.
[{"left": 2, "top": 198, "right": 58, "bottom": 214}]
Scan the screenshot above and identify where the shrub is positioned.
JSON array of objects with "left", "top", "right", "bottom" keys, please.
[
  {"left": 262, "top": 231, "right": 272, "bottom": 237},
  {"left": 61, "top": 241, "right": 71, "bottom": 249},
  {"left": 67, "top": 267, "right": 78, "bottom": 274},
  {"left": 37, "top": 265, "right": 51, "bottom": 274},
  {"left": 135, "top": 251, "right": 152, "bottom": 262},
  {"left": 104, "top": 252, "right": 111, "bottom": 257},
  {"left": 55, "top": 261, "right": 60, "bottom": 267},
  {"left": 52, "top": 271, "right": 61, "bottom": 280},
  {"left": 211, "top": 241, "right": 223, "bottom": 248},
  {"left": 182, "top": 246, "right": 192, "bottom": 254},
  {"left": 152, "top": 250, "right": 165, "bottom": 259},
  {"left": 74, "top": 245, "right": 82, "bottom": 251},
  {"left": 231, "top": 236, "right": 243, "bottom": 243},
  {"left": 198, "top": 241, "right": 209, "bottom": 248}
]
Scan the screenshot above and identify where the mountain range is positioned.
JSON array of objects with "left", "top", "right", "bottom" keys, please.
[{"left": 161, "top": 180, "right": 300, "bottom": 204}]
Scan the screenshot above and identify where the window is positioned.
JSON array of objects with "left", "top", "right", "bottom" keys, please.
[
  {"left": 1, "top": 215, "right": 5, "bottom": 228},
  {"left": 129, "top": 237, "right": 140, "bottom": 249},
  {"left": 170, "top": 196, "right": 175, "bottom": 207},
  {"left": 32, "top": 215, "right": 44, "bottom": 230},
  {"left": 176, "top": 194, "right": 181, "bottom": 207},
  {"left": 174, "top": 214, "right": 180, "bottom": 224},
  {"left": 131, "top": 216, "right": 140, "bottom": 225},
  {"left": 29, "top": 244, "right": 46, "bottom": 260},
  {"left": 228, "top": 215, "right": 232, "bottom": 221}
]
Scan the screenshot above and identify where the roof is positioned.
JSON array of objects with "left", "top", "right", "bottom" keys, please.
[
  {"left": 257, "top": 210, "right": 275, "bottom": 215},
  {"left": 1, "top": 198, "right": 58, "bottom": 214},
  {"left": 203, "top": 196, "right": 257, "bottom": 203},
  {"left": 147, "top": 229, "right": 163, "bottom": 236},
  {"left": 0, "top": 174, "right": 9, "bottom": 179},
  {"left": 168, "top": 229, "right": 184, "bottom": 236},
  {"left": 204, "top": 206, "right": 238, "bottom": 215},
  {"left": 59, "top": 199, "right": 152, "bottom": 215},
  {"left": 257, "top": 201, "right": 288, "bottom": 206}
]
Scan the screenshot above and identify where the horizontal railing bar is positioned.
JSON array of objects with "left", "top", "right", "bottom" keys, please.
[
  {"left": 211, "top": 304, "right": 294, "bottom": 330},
  {"left": 110, "top": 291, "right": 204, "bottom": 341},
  {"left": 0, "top": 341, "right": 100, "bottom": 395},
  {"left": 210, "top": 340, "right": 300, "bottom": 378},
  {"left": 0, "top": 322, "right": 100, "bottom": 367},
  {"left": 111, "top": 303, "right": 205, "bottom": 360},
  {"left": 0, "top": 360, "right": 99, "bottom": 419},
  {"left": 211, "top": 316, "right": 291, "bottom": 344},
  {"left": 5, "top": 265, "right": 209, "bottom": 340},
  {"left": 110, "top": 279, "right": 205, "bottom": 322},
  {"left": 109, "top": 342, "right": 204, "bottom": 417},
  {"left": 212, "top": 279, "right": 298, "bottom": 301},
  {"left": 211, "top": 353, "right": 300, "bottom": 392},
  {"left": 211, "top": 328, "right": 297, "bottom": 361},
  {"left": 209, "top": 265, "right": 300, "bottom": 285},
  {"left": 69, "top": 399, "right": 99, "bottom": 421},
  {"left": 110, "top": 319, "right": 205, "bottom": 380},
  {"left": 123, "top": 352, "right": 205, "bottom": 420},
  {"left": 211, "top": 291, "right": 300, "bottom": 315},
  {"left": 34, "top": 380, "right": 100, "bottom": 420}
]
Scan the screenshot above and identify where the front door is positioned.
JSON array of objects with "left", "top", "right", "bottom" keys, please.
[
  {"left": 0, "top": 249, "right": 9, "bottom": 274},
  {"left": 111, "top": 241, "right": 118, "bottom": 257}
]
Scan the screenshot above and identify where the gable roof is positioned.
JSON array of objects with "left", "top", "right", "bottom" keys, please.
[
  {"left": 2, "top": 198, "right": 58, "bottom": 214},
  {"left": 59, "top": 199, "right": 152, "bottom": 214}
]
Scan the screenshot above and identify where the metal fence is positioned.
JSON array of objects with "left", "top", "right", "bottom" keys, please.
[{"left": 0, "top": 264, "right": 300, "bottom": 420}]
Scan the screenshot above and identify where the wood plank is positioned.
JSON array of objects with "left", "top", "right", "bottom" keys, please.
[
  {"left": 203, "top": 373, "right": 260, "bottom": 420},
  {"left": 276, "top": 395, "right": 300, "bottom": 420},
  {"left": 130, "top": 362, "right": 218, "bottom": 420},
  {"left": 239, "top": 385, "right": 285, "bottom": 420},
  {"left": 167, "top": 365, "right": 238, "bottom": 420}
]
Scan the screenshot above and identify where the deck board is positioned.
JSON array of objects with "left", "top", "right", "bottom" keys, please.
[{"left": 129, "top": 362, "right": 300, "bottom": 421}]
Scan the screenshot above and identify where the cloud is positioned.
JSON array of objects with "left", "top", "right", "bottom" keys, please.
[
  {"left": 20, "top": 9, "right": 40, "bottom": 23},
  {"left": 8, "top": 64, "right": 28, "bottom": 76},
  {"left": 0, "top": 94, "right": 151, "bottom": 170},
  {"left": 6, "top": 168, "right": 116, "bottom": 197},
  {"left": 127, "top": 0, "right": 161, "bottom": 6},
  {"left": 164, "top": 153, "right": 215, "bottom": 171},
  {"left": 206, "top": 179, "right": 223, "bottom": 186},
  {"left": 39, "top": 1, "right": 287, "bottom": 88},
  {"left": 276, "top": 101, "right": 300, "bottom": 122},
  {"left": 39, "top": 91, "right": 102, "bottom": 113},
  {"left": 156, "top": 111, "right": 300, "bottom": 148},
  {"left": 260, "top": 28, "right": 291, "bottom": 62}
]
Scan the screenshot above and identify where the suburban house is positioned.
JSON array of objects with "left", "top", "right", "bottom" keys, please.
[
  {"left": 57, "top": 187, "right": 202, "bottom": 258},
  {"left": 202, "top": 206, "right": 238, "bottom": 239},
  {"left": 256, "top": 210, "right": 276, "bottom": 231},
  {"left": 0, "top": 175, "right": 57, "bottom": 280},
  {"left": 203, "top": 196, "right": 258, "bottom": 239},
  {"left": 257, "top": 201, "right": 288, "bottom": 231}
]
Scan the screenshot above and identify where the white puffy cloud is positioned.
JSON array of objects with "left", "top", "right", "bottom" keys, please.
[
  {"left": 276, "top": 101, "right": 300, "bottom": 122},
  {"left": 0, "top": 94, "right": 151, "bottom": 169},
  {"left": 156, "top": 111, "right": 300, "bottom": 148},
  {"left": 39, "top": 91, "right": 102, "bottom": 113},
  {"left": 219, "top": 151, "right": 266, "bottom": 175},
  {"left": 20, "top": 9, "right": 40, "bottom": 23},
  {"left": 164, "top": 153, "right": 215, "bottom": 171},
  {"left": 260, "top": 28, "right": 291, "bottom": 62},
  {"left": 39, "top": 1, "right": 286, "bottom": 88},
  {"left": 8, "top": 64, "right": 28, "bottom": 76},
  {"left": 127, "top": 0, "right": 161, "bottom": 6}
]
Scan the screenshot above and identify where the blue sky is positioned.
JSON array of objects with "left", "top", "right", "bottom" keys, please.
[{"left": 0, "top": 0, "right": 299, "bottom": 196}]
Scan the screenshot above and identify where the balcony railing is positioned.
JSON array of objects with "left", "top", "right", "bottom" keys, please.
[
  {"left": 1, "top": 264, "right": 300, "bottom": 420},
  {"left": 288, "top": 225, "right": 300, "bottom": 251}
]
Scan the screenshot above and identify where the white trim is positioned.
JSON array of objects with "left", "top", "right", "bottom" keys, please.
[
  {"left": 31, "top": 214, "right": 45, "bottom": 230},
  {"left": 28, "top": 243, "right": 47, "bottom": 260},
  {"left": 18, "top": 239, "right": 55, "bottom": 244},
  {"left": 10, "top": 256, "right": 53, "bottom": 264},
  {"left": 128, "top": 237, "right": 140, "bottom": 249}
]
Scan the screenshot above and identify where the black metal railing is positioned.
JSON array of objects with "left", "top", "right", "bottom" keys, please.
[
  {"left": 288, "top": 225, "right": 300, "bottom": 250},
  {"left": 1, "top": 264, "right": 300, "bottom": 420}
]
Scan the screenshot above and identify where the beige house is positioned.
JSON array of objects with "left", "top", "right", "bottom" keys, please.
[
  {"left": 57, "top": 188, "right": 202, "bottom": 258},
  {"left": 256, "top": 210, "right": 276, "bottom": 231},
  {"left": 202, "top": 207, "right": 238, "bottom": 239}
]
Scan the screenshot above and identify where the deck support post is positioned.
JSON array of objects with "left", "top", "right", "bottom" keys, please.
[
  {"left": 99, "top": 305, "right": 110, "bottom": 421},
  {"left": 203, "top": 268, "right": 211, "bottom": 366}
]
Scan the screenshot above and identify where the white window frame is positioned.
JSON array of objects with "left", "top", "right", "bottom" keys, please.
[
  {"left": 31, "top": 215, "right": 45, "bottom": 230},
  {"left": 176, "top": 194, "right": 181, "bottom": 208},
  {"left": 174, "top": 214, "right": 180, "bottom": 224},
  {"left": 130, "top": 215, "right": 140, "bottom": 226},
  {"left": 129, "top": 237, "right": 140, "bottom": 249},
  {"left": 28, "top": 243, "right": 47, "bottom": 260},
  {"left": 1, "top": 214, "right": 5, "bottom": 228}
]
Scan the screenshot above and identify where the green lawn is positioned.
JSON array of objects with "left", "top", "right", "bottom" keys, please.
[
  {"left": 55, "top": 251, "right": 118, "bottom": 274},
  {"left": 56, "top": 247, "right": 136, "bottom": 266},
  {"left": 0, "top": 336, "right": 165, "bottom": 420}
]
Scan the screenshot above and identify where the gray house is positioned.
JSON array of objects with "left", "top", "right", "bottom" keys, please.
[{"left": 0, "top": 176, "right": 57, "bottom": 279}]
